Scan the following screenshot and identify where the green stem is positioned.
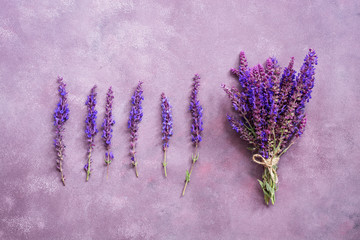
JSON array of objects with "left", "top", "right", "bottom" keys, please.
[
  {"left": 272, "top": 128, "right": 277, "bottom": 152},
  {"left": 163, "top": 148, "right": 167, "bottom": 178},
  {"left": 86, "top": 149, "right": 92, "bottom": 182},
  {"left": 59, "top": 155, "right": 65, "bottom": 186},
  {"left": 106, "top": 149, "right": 109, "bottom": 179},
  {"left": 134, "top": 164, "right": 139, "bottom": 178},
  {"left": 131, "top": 145, "right": 139, "bottom": 178},
  {"left": 273, "top": 129, "right": 284, "bottom": 155},
  {"left": 57, "top": 138, "right": 66, "bottom": 186},
  {"left": 182, "top": 161, "right": 195, "bottom": 196},
  {"left": 182, "top": 180, "right": 188, "bottom": 196},
  {"left": 182, "top": 145, "right": 198, "bottom": 196},
  {"left": 279, "top": 142, "right": 294, "bottom": 157},
  {"left": 243, "top": 116, "right": 256, "bottom": 138},
  {"left": 258, "top": 166, "right": 278, "bottom": 205},
  {"left": 106, "top": 162, "right": 109, "bottom": 179}
]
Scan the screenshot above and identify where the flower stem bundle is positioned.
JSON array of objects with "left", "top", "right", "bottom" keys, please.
[{"left": 223, "top": 49, "right": 318, "bottom": 205}]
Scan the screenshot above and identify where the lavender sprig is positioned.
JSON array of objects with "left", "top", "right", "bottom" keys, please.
[
  {"left": 182, "top": 74, "right": 203, "bottom": 196},
  {"left": 102, "top": 87, "right": 115, "bottom": 178},
  {"left": 161, "top": 93, "right": 173, "bottom": 177},
  {"left": 223, "top": 49, "right": 318, "bottom": 205},
  {"left": 128, "top": 81, "right": 144, "bottom": 178},
  {"left": 84, "top": 86, "right": 98, "bottom": 181},
  {"left": 54, "top": 77, "right": 69, "bottom": 186}
]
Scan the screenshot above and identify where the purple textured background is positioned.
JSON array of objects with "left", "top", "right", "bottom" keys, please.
[{"left": 1, "top": 1, "right": 359, "bottom": 239}]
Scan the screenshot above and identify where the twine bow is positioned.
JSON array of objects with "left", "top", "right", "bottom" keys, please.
[{"left": 252, "top": 154, "right": 280, "bottom": 183}]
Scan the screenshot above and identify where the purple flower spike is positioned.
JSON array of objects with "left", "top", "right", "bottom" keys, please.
[
  {"left": 54, "top": 77, "right": 69, "bottom": 186},
  {"left": 223, "top": 49, "right": 318, "bottom": 205},
  {"left": 190, "top": 74, "right": 203, "bottom": 146},
  {"left": 128, "top": 81, "right": 144, "bottom": 178},
  {"left": 161, "top": 93, "right": 173, "bottom": 177},
  {"left": 183, "top": 74, "right": 203, "bottom": 196},
  {"left": 102, "top": 87, "right": 115, "bottom": 178},
  {"left": 84, "top": 85, "right": 98, "bottom": 181}
]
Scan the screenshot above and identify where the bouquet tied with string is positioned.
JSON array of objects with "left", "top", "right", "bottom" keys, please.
[{"left": 222, "top": 49, "right": 318, "bottom": 205}]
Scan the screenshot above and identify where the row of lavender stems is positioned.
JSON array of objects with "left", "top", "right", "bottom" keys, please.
[
  {"left": 53, "top": 75, "right": 203, "bottom": 196},
  {"left": 54, "top": 49, "right": 316, "bottom": 202}
]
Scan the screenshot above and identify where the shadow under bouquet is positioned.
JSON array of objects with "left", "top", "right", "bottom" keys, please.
[{"left": 222, "top": 49, "right": 318, "bottom": 205}]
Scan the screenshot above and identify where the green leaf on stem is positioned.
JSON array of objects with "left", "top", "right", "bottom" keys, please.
[
  {"left": 265, "top": 182, "right": 272, "bottom": 193},
  {"left": 192, "top": 153, "right": 199, "bottom": 163},
  {"left": 271, "top": 195, "right": 275, "bottom": 205},
  {"left": 104, "top": 156, "right": 111, "bottom": 165},
  {"left": 247, "top": 147, "right": 256, "bottom": 151},
  {"left": 185, "top": 170, "right": 190, "bottom": 182}
]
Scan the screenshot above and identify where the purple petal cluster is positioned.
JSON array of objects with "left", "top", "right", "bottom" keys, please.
[
  {"left": 84, "top": 85, "right": 98, "bottom": 181},
  {"left": 128, "top": 81, "right": 144, "bottom": 175},
  {"left": 190, "top": 74, "right": 203, "bottom": 146},
  {"left": 224, "top": 49, "right": 318, "bottom": 158},
  {"left": 102, "top": 87, "right": 115, "bottom": 166},
  {"left": 53, "top": 77, "right": 69, "bottom": 186},
  {"left": 161, "top": 93, "right": 173, "bottom": 150}
]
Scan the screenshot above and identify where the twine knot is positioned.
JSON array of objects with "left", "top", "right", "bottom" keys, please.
[{"left": 252, "top": 154, "right": 279, "bottom": 183}]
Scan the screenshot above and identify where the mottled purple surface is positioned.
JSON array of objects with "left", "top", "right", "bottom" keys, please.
[{"left": 0, "top": 1, "right": 359, "bottom": 239}]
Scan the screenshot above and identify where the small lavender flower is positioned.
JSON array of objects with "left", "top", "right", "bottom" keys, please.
[
  {"left": 223, "top": 49, "right": 318, "bottom": 205},
  {"left": 102, "top": 87, "right": 115, "bottom": 178},
  {"left": 54, "top": 77, "right": 69, "bottom": 186},
  {"left": 128, "top": 81, "right": 144, "bottom": 178},
  {"left": 161, "top": 93, "right": 173, "bottom": 177},
  {"left": 84, "top": 85, "right": 98, "bottom": 181},
  {"left": 183, "top": 74, "right": 203, "bottom": 196}
]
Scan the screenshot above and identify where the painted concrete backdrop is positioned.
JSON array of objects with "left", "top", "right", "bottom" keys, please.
[{"left": 0, "top": 0, "right": 359, "bottom": 239}]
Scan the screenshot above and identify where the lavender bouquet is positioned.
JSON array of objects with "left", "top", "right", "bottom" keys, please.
[
  {"left": 222, "top": 49, "right": 318, "bottom": 205},
  {"left": 102, "top": 87, "right": 115, "bottom": 178},
  {"left": 182, "top": 74, "right": 203, "bottom": 196},
  {"left": 84, "top": 86, "right": 98, "bottom": 181},
  {"left": 54, "top": 77, "right": 70, "bottom": 186},
  {"left": 161, "top": 93, "right": 173, "bottom": 177},
  {"left": 128, "top": 81, "right": 144, "bottom": 178}
]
